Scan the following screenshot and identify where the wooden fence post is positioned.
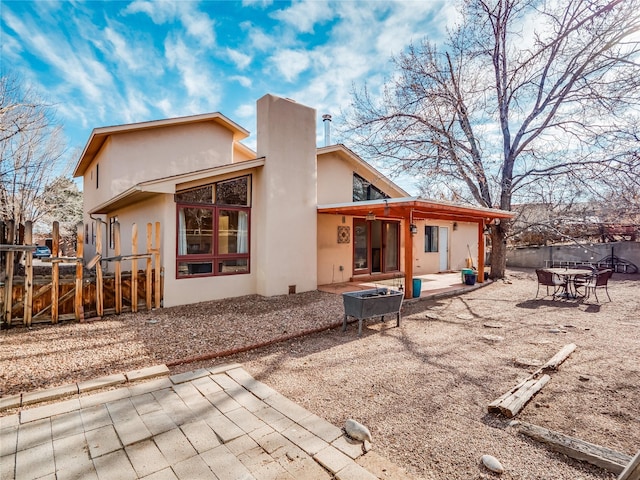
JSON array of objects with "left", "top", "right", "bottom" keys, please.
[
  {"left": 24, "top": 221, "right": 34, "bottom": 327},
  {"left": 131, "top": 223, "right": 138, "bottom": 313},
  {"left": 75, "top": 222, "right": 84, "bottom": 322},
  {"left": 51, "top": 222, "right": 60, "bottom": 323},
  {"left": 154, "top": 221, "right": 161, "bottom": 309},
  {"left": 114, "top": 221, "right": 122, "bottom": 314},
  {"left": 146, "top": 223, "right": 152, "bottom": 310},
  {"left": 95, "top": 221, "right": 104, "bottom": 317},
  {"left": 3, "top": 221, "right": 15, "bottom": 327}
]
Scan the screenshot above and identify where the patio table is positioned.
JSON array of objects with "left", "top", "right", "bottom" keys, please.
[{"left": 543, "top": 267, "right": 592, "bottom": 299}]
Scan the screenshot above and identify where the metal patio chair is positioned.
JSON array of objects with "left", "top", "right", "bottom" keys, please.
[
  {"left": 584, "top": 269, "right": 613, "bottom": 302},
  {"left": 535, "top": 269, "right": 566, "bottom": 298}
]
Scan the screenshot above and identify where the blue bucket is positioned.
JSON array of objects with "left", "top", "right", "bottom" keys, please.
[{"left": 412, "top": 278, "right": 422, "bottom": 298}]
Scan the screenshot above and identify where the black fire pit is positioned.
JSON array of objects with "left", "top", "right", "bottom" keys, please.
[{"left": 342, "top": 288, "right": 404, "bottom": 336}]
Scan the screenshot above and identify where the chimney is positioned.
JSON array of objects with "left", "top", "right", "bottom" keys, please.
[{"left": 322, "top": 114, "right": 332, "bottom": 146}]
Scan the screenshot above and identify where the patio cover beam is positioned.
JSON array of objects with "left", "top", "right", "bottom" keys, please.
[{"left": 319, "top": 199, "right": 514, "bottom": 298}]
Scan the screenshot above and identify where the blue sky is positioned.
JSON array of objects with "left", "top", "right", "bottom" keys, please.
[{"left": 2, "top": 0, "right": 456, "bottom": 192}]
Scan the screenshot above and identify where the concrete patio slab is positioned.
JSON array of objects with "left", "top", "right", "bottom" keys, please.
[{"left": 0, "top": 363, "right": 413, "bottom": 479}]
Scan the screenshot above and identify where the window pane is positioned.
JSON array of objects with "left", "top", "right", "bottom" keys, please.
[
  {"left": 178, "top": 207, "right": 213, "bottom": 255},
  {"left": 353, "top": 174, "right": 367, "bottom": 202},
  {"left": 218, "top": 258, "right": 248, "bottom": 273},
  {"left": 176, "top": 185, "right": 213, "bottom": 204},
  {"left": 215, "top": 177, "right": 248, "bottom": 206},
  {"left": 425, "top": 226, "right": 439, "bottom": 252},
  {"left": 354, "top": 220, "right": 368, "bottom": 270},
  {"left": 384, "top": 222, "right": 399, "bottom": 271},
  {"left": 218, "top": 210, "right": 249, "bottom": 254},
  {"left": 177, "top": 262, "right": 213, "bottom": 276}
]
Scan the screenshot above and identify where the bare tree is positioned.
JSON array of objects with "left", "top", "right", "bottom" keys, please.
[
  {"left": 0, "top": 74, "right": 68, "bottom": 233},
  {"left": 344, "top": 0, "right": 640, "bottom": 278}
]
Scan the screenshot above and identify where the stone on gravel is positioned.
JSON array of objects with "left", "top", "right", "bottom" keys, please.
[
  {"left": 481, "top": 454, "right": 505, "bottom": 474},
  {"left": 456, "top": 313, "right": 474, "bottom": 320},
  {"left": 483, "top": 322, "right": 504, "bottom": 328},
  {"left": 345, "top": 419, "right": 372, "bottom": 443},
  {"left": 482, "top": 334, "right": 504, "bottom": 342}
]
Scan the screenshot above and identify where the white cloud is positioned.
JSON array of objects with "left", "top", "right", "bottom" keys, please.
[
  {"left": 156, "top": 98, "right": 174, "bottom": 117},
  {"left": 230, "top": 75, "right": 252, "bottom": 88},
  {"left": 164, "top": 35, "right": 220, "bottom": 106},
  {"left": 179, "top": 8, "right": 215, "bottom": 47},
  {"left": 103, "top": 27, "right": 142, "bottom": 71},
  {"left": 122, "top": 0, "right": 178, "bottom": 24},
  {"left": 270, "top": 0, "right": 334, "bottom": 34},
  {"left": 243, "top": 23, "right": 278, "bottom": 52},
  {"left": 123, "top": 0, "right": 215, "bottom": 47},
  {"left": 234, "top": 103, "right": 254, "bottom": 118},
  {"left": 2, "top": 9, "right": 114, "bottom": 107},
  {"left": 242, "top": 0, "right": 273, "bottom": 7},
  {"left": 270, "top": 49, "right": 310, "bottom": 82},
  {"left": 226, "top": 48, "right": 252, "bottom": 69}
]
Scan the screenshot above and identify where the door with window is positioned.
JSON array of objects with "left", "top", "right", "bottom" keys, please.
[{"left": 353, "top": 219, "right": 400, "bottom": 275}]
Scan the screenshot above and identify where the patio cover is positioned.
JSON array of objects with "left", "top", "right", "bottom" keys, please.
[{"left": 317, "top": 197, "right": 515, "bottom": 297}]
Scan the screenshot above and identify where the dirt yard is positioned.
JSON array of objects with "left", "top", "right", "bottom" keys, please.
[{"left": 1, "top": 268, "right": 638, "bottom": 479}]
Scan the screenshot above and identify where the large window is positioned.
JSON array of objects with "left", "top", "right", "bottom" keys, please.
[
  {"left": 353, "top": 173, "right": 389, "bottom": 202},
  {"left": 425, "top": 225, "right": 439, "bottom": 252},
  {"left": 176, "top": 176, "right": 251, "bottom": 278}
]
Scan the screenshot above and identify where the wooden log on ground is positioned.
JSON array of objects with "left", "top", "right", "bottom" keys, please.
[
  {"left": 541, "top": 343, "right": 576, "bottom": 371},
  {"left": 618, "top": 450, "right": 640, "bottom": 480},
  {"left": 488, "top": 375, "right": 550, "bottom": 417},
  {"left": 488, "top": 343, "right": 576, "bottom": 417},
  {"left": 517, "top": 421, "right": 633, "bottom": 475}
]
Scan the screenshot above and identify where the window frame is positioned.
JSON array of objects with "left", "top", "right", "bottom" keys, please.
[
  {"left": 425, "top": 225, "right": 439, "bottom": 253},
  {"left": 175, "top": 175, "right": 251, "bottom": 279},
  {"left": 353, "top": 173, "right": 389, "bottom": 202}
]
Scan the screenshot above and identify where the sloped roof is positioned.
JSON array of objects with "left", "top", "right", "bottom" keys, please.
[
  {"left": 73, "top": 112, "right": 250, "bottom": 177},
  {"left": 317, "top": 144, "right": 410, "bottom": 198}
]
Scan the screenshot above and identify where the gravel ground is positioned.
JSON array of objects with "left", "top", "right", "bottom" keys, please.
[{"left": 1, "top": 268, "right": 639, "bottom": 479}]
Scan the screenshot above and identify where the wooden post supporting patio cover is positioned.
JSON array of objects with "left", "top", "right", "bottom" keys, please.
[
  {"left": 478, "top": 221, "right": 485, "bottom": 283},
  {"left": 404, "top": 217, "right": 414, "bottom": 298}
]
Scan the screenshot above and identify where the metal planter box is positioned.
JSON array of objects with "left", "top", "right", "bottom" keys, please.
[{"left": 342, "top": 288, "right": 404, "bottom": 336}]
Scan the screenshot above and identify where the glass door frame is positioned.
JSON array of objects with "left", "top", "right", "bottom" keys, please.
[{"left": 352, "top": 218, "right": 400, "bottom": 275}]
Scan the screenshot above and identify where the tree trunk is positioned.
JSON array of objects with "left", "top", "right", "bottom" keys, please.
[{"left": 489, "top": 220, "right": 510, "bottom": 279}]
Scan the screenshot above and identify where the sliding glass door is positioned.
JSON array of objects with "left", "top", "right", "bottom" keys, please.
[{"left": 353, "top": 219, "right": 400, "bottom": 275}]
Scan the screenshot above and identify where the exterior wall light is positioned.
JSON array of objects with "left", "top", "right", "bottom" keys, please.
[
  {"left": 410, "top": 224, "right": 418, "bottom": 235},
  {"left": 453, "top": 222, "right": 458, "bottom": 231}
]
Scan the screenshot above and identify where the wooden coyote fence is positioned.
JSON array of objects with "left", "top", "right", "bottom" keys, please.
[{"left": 0, "top": 220, "right": 163, "bottom": 327}]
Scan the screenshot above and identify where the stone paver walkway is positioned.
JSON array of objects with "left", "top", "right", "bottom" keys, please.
[{"left": 1, "top": 363, "right": 403, "bottom": 480}]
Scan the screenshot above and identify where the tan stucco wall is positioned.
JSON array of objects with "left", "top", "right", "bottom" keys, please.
[
  {"left": 450, "top": 222, "right": 478, "bottom": 271},
  {"left": 98, "top": 191, "right": 259, "bottom": 308},
  {"left": 412, "top": 220, "right": 480, "bottom": 274},
  {"left": 82, "top": 122, "right": 235, "bottom": 212},
  {"left": 317, "top": 153, "right": 354, "bottom": 204},
  {"left": 317, "top": 151, "right": 406, "bottom": 204},
  {"left": 317, "top": 214, "right": 354, "bottom": 285},
  {"left": 255, "top": 94, "right": 318, "bottom": 296}
]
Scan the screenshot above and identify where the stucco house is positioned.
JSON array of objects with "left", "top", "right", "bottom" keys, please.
[{"left": 73, "top": 94, "right": 512, "bottom": 307}]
